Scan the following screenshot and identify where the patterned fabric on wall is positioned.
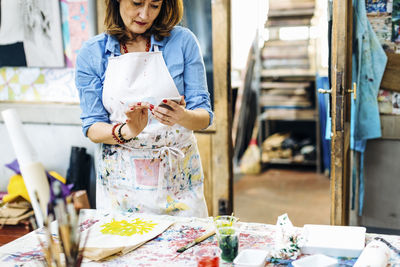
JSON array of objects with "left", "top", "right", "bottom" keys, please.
[
  {"left": 0, "top": 67, "right": 78, "bottom": 103},
  {"left": 366, "top": 0, "right": 391, "bottom": 14},
  {"left": 366, "top": 0, "right": 400, "bottom": 53},
  {"left": 61, "top": 0, "right": 91, "bottom": 68},
  {"left": 393, "top": 0, "right": 400, "bottom": 43}
]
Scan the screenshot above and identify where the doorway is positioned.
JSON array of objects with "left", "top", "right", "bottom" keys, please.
[{"left": 231, "top": 0, "right": 331, "bottom": 226}]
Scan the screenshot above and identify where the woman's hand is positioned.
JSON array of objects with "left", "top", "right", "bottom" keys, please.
[
  {"left": 124, "top": 102, "right": 149, "bottom": 137},
  {"left": 152, "top": 96, "right": 186, "bottom": 126}
]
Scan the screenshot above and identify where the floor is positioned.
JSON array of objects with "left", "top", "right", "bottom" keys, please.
[{"left": 234, "top": 168, "right": 330, "bottom": 227}]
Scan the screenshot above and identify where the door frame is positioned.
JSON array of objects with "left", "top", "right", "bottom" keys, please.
[
  {"left": 209, "top": 0, "right": 233, "bottom": 215},
  {"left": 330, "top": 0, "right": 353, "bottom": 225}
]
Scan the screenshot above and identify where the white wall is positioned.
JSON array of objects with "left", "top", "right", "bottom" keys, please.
[
  {"left": 0, "top": 104, "right": 95, "bottom": 191},
  {"left": 231, "top": 0, "right": 268, "bottom": 71}
]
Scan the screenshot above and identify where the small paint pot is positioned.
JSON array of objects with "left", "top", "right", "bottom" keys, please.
[
  {"left": 213, "top": 215, "right": 238, "bottom": 229},
  {"left": 216, "top": 227, "right": 239, "bottom": 262},
  {"left": 195, "top": 246, "right": 221, "bottom": 267}
]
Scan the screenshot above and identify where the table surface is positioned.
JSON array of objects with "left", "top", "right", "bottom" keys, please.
[
  {"left": 0, "top": 223, "right": 31, "bottom": 247},
  {"left": 0, "top": 209, "right": 399, "bottom": 267}
]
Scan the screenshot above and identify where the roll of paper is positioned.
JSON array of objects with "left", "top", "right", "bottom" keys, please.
[
  {"left": 2, "top": 109, "right": 36, "bottom": 166},
  {"left": 19, "top": 162, "right": 49, "bottom": 227},
  {"left": 2, "top": 109, "right": 49, "bottom": 227},
  {"left": 354, "top": 240, "right": 390, "bottom": 267}
]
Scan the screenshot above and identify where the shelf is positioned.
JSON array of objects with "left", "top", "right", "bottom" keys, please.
[
  {"left": 262, "top": 45, "right": 309, "bottom": 60},
  {"left": 260, "top": 82, "right": 311, "bottom": 90},
  {"left": 261, "top": 69, "right": 315, "bottom": 78},
  {"left": 265, "top": 18, "right": 311, "bottom": 28},
  {"left": 262, "top": 158, "right": 317, "bottom": 166},
  {"left": 264, "top": 40, "right": 310, "bottom": 47},
  {"left": 260, "top": 109, "right": 316, "bottom": 121},
  {"left": 269, "top": 1, "right": 315, "bottom": 12},
  {"left": 268, "top": 8, "right": 315, "bottom": 19},
  {"left": 256, "top": 0, "right": 320, "bottom": 172}
]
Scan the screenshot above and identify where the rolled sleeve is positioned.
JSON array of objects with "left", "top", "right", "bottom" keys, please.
[
  {"left": 75, "top": 45, "right": 109, "bottom": 136},
  {"left": 182, "top": 29, "right": 214, "bottom": 126}
]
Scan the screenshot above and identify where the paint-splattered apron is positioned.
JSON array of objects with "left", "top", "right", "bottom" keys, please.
[{"left": 97, "top": 45, "right": 208, "bottom": 218}]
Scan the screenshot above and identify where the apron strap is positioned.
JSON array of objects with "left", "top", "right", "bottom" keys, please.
[
  {"left": 156, "top": 146, "right": 184, "bottom": 199},
  {"left": 154, "top": 45, "right": 159, "bottom": 52}
]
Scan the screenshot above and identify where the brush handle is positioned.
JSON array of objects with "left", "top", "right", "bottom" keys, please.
[
  {"left": 194, "top": 229, "right": 216, "bottom": 243},
  {"left": 176, "top": 229, "right": 216, "bottom": 253}
]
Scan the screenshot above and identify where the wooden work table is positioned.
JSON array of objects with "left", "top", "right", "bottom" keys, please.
[
  {"left": 0, "top": 210, "right": 399, "bottom": 266},
  {"left": 0, "top": 222, "right": 31, "bottom": 247}
]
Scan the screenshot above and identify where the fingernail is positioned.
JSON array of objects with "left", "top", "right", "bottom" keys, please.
[
  {"left": 130, "top": 107, "right": 134, "bottom": 110},
  {"left": 137, "top": 102, "right": 141, "bottom": 106},
  {"left": 163, "top": 99, "right": 167, "bottom": 103},
  {"left": 150, "top": 104, "right": 154, "bottom": 109},
  {"left": 126, "top": 119, "right": 130, "bottom": 123}
]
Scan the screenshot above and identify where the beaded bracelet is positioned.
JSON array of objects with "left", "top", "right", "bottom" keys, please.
[
  {"left": 111, "top": 123, "right": 124, "bottom": 144},
  {"left": 118, "top": 123, "right": 133, "bottom": 143}
]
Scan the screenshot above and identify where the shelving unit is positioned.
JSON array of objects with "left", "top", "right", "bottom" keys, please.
[{"left": 257, "top": 0, "right": 321, "bottom": 171}]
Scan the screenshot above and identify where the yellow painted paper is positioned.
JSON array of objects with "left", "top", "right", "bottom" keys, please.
[{"left": 100, "top": 218, "right": 157, "bottom": 236}]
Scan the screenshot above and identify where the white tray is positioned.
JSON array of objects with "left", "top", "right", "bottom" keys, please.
[
  {"left": 300, "top": 224, "right": 366, "bottom": 258},
  {"left": 233, "top": 249, "right": 268, "bottom": 267}
]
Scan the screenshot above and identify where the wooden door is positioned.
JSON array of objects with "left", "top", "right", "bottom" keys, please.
[{"left": 330, "top": 0, "right": 353, "bottom": 225}]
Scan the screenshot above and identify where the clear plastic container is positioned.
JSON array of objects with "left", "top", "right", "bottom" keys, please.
[
  {"left": 216, "top": 227, "right": 239, "bottom": 262},
  {"left": 233, "top": 249, "right": 268, "bottom": 267},
  {"left": 213, "top": 215, "right": 239, "bottom": 229}
]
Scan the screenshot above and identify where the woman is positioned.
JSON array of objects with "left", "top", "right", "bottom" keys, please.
[{"left": 75, "top": 0, "right": 213, "bottom": 218}]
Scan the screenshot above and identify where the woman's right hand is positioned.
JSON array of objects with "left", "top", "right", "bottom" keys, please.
[{"left": 124, "top": 102, "right": 149, "bottom": 138}]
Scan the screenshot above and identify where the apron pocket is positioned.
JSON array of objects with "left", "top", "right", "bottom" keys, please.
[{"left": 134, "top": 158, "right": 160, "bottom": 188}]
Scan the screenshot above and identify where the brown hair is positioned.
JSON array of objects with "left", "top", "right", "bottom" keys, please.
[{"left": 104, "top": 0, "right": 183, "bottom": 43}]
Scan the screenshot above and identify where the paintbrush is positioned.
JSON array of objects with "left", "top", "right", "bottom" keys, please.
[
  {"left": 176, "top": 229, "right": 216, "bottom": 253},
  {"left": 77, "top": 225, "right": 91, "bottom": 264},
  {"left": 32, "top": 191, "right": 53, "bottom": 266}
]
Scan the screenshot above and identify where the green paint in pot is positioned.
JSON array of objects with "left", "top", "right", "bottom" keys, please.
[{"left": 217, "top": 227, "right": 239, "bottom": 262}]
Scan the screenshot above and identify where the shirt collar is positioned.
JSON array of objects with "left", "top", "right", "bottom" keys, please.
[
  {"left": 150, "top": 35, "right": 167, "bottom": 51},
  {"left": 105, "top": 34, "right": 121, "bottom": 55},
  {"left": 105, "top": 34, "right": 167, "bottom": 54}
]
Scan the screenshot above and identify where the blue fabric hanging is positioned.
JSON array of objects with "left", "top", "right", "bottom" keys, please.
[
  {"left": 351, "top": 0, "right": 387, "bottom": 216},
  {"left": 316, "top": 75, "right": 331, "bottom": 174}
]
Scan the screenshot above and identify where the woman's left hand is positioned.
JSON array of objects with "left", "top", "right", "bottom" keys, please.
[{"left": 152, "top": 96, "right": 186, "bottom": 126}]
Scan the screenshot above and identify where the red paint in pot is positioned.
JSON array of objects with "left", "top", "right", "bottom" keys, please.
[{"left": 197, "top": 255, "right": 219, "bottom": 267}]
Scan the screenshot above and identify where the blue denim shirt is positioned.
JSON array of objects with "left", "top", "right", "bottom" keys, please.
[
  {"left": 75, "top": 26, "right": 213, "bottom": 136},
  {"left": 351, "top": 0, "right": 387, "bottom": 146},
  {"left": 351, "top": 0, "right": 387, "bottom": 216}
]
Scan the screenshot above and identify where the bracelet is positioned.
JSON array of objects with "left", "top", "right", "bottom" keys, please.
[
  {"left": 118, "top": 123, "right": 133, "bottom": 143},
  {"left": 112, "top": 123, "right": 124, "bottom": 144}
]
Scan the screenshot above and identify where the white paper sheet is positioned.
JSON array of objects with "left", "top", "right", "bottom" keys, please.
[
  {"left": 22, "top": 0, "right": 65, "bottom": 67},
  {"left": 79, "top": 211, "right": 174, "bottom": 260},
  {"left": 0, "top": 0, "right": 24, "bottom": 44}
]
